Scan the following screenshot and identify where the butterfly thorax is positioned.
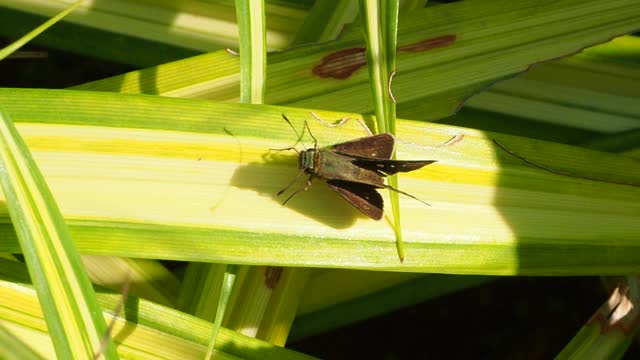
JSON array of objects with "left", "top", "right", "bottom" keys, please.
[{"left": 298, "top": 149, "right": 319, "bottom": 174}]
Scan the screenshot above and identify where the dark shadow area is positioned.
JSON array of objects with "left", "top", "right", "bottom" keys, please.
[
  {"left": 290, "top": 276, "right": 640, "bottom": 359},
  {"left": 230, "top": 151, "right": 365, "bottom": 229},
  {"left": 441, "top": 107, "right": 598, "bottom": 145},
  {"left": 490, "top": 131, "right": 640, "bottom": 273},
  {"left": 0, "top": 37, "right": 134, "bottom": 88},
  {"left": 0, "top": 3, "right": 200, "bottom": 93},
  {"left": 289, "top": 274, "right": 495, "bottom": 342}
]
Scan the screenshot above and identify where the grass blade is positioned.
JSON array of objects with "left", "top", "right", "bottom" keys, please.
[
  {"left": 359, "top": 0, "right": 408, "bottom": 261},
  {"left": 0, "top": 110, "right": 117, "bottom": 358},
  {"left": 235, "top": 0, "right": 267, "bottom": 104},
  {"left": 0, "top": 0, "right": 82, "bottom": 61},
  {"left": 0, "top": 259, "right": 318, "bottom": 359}
]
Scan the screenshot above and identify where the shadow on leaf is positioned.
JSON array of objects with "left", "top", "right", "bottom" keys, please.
[{"left": 230, "top": 150, "right": 366, "bottom": 229}]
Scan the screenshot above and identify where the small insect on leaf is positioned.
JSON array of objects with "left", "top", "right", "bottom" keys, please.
[{"left": 276, "top": 114, "right": 436, "bottom": 219}]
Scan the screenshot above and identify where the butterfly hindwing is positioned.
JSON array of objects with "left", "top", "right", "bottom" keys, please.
[
  {"left": 353, "top": 159, "right": 437, "bottom": 175},
  {"left": 326, "top": 179, "right": 384, "bottom": 220},
  {"left": 330, "top": 133, "right": 394, "bottom": 160}
]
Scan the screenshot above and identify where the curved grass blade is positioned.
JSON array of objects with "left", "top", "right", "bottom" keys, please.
[
  {"left": 0, "top": 261, "right": 318, "bottom": 359},
  {"left": 0, "top": 110, "right": 117, "bottom": 359}
]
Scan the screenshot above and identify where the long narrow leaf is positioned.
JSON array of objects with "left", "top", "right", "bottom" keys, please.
[
  {"left": 0, "top": 89, "right": 638, "bottom": 274},
  {"left": 0, "top": 0, "right": 301, "bottom": 53},
  {"left": 235, "top": 0, "right": 267, "bottom": 103},
  {"left": 74, "top": 0, "right": 640, "bottom": 123},
  {"left": 0, "top": 110, "right": 117, "bottom": 358},
  {"left": 0, "top": 262, "right": 318, "bottom": 360},
  {"left": 360, "top": 0, "right": 408, "bottom": 261}
]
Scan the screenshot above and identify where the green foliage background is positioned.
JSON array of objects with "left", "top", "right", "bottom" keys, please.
[{"left": 0, "top": 0, "right": 638, "bottom": 358}]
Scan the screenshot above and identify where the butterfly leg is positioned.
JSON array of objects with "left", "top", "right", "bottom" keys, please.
[
  {"left": 303, "top": 174, "right": 315, "bottom": 191},
  {"left": 269, "top": 146, "right": 300, "bottom": 153},
  {"left": 281, "top": 174, "right": 315, "bottom": 205},
  {"left": 278, "top": 168, "right": 305, "bottom": 196}
]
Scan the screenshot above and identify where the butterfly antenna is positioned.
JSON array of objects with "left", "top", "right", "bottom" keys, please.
[
  {"left": 304, "top": 120, "right": 318, "bottom": 149},
  {"left": 280, "top": 114, "right": 308, "bottom": 150},
  {"left": 384, "top": 184, "right": 431, "bottom": 206}
]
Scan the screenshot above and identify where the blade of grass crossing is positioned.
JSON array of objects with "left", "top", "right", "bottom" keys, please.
[
  {"left": 381, "top": 1, "right": 405, "bottom": 263},
  {"left": 235, "top": 0, "right": 267, "bottom": 104},
  {"left": 206, "top": 1, "right": 268, "bottom": 357},
  {"left": 359, "top": 0, "right": 387, "bottom": 134},
  {"left": 359, "top": 0, "right": 406, "bottom": 261},
  {"left": 382, "top": 0, "right": 399, "bottom": 134},
  {"left": 205, "top": 265, "right": 238, "bottom": 360},
  {"left": 0, "top": 0, "right": 83, "bottom": 61}
]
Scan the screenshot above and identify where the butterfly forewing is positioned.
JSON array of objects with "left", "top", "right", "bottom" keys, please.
[
  {"left": 331, "top": 133, "right": 394, "bottom": 160},
  {"left": 353, "top": 159, "right": 436, "bottom": 175},
  {"left": 327, "top": 180, "right": 383, "bottom": 220}
]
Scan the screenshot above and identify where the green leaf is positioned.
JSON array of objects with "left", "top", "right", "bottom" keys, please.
[
  {"left": 0, "top": 110, "right": 117, "bottom": 359},
  {"left": 359, "top": 0, "right": 409, "bottom": 261},
  {"left": 0, "top": 260, "right": 318, "bottom": 359},
  {"left": 74, "top": 0, "right": 640, "bottom": 123},
  {"left": 205, "top": 264, "right": 238, "bottom": 359},
  {"left": 0, "top": 322, "right": 43, "bottom": 360},
  {"left": 0, "top": 0, "right": 303, "bottom": 55},
  {"left": 235, "top": 0, "right": 267, "bottom": 103},
  {"left": 0, "top": 89, "right": 638, "bottom": 275}
]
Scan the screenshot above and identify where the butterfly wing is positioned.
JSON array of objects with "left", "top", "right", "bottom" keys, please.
[
  {"left": 353, "top": 159, "right": 436, "bottom": 175},
  {"left": 330, "top": 133, "right": 394, "bottom": 160},
  {"left": 331, "top": 133, "right": 435, "bottom": 175},
  {"left": 327, "top": 180, "right": 384, "bottom": 220}
]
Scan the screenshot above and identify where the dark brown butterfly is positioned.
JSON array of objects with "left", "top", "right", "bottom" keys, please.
[{"left": 276, "top": 115, "right": 435, "bottom": 220}]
